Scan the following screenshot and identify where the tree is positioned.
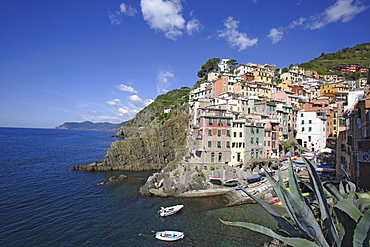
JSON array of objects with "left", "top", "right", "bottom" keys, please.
[
  {"left": 226, "top": 59, "right": 238, "bottom": 73},
  {"left": 197, "top": 58, "right": 220, "bottom": 79}
]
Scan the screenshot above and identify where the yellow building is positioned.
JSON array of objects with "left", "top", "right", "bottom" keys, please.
[
  {"left": 320, "top": 82, "right": 350, "bottom": 96},
  {"left": 278, "top": 80, "right": 294, "bottom": 91}
]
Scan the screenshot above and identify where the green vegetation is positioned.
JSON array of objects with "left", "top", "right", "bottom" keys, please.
[
  {"left": 299, "top": 42, "right": 370, "bottom": 80},
  {"left": 221, "top": 156, "right": 370, "bottom": 247},
  {"left": 124, "top": 87, "right": 191, "bottom": 127}
]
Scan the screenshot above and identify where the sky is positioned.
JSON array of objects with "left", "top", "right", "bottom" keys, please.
[{"left": 1, "top": 0, "right": 369, "bottom": 128}]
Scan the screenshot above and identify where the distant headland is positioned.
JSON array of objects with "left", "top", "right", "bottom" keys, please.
[{"left": 55, "top": 121, "right": 127, "bottom": 130}]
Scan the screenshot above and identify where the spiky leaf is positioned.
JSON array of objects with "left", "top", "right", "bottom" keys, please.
[
  {"left": 353, "top": 210, "right": 370, "bottom": 247},
  {"left": 264, "top": 167, "right": 329, "bottom": 246},
  {"left": 241, "top": 187, "right": 301, "bottom": 237},
  {"left": 334, "top": 199, "right": 362, "bottom": 222},
  {"left": 219, "top": 219, "right": 322, "bottom": 247},
  {"left": 356, "top": 198, "right": 370, "bottom": 213},
  {"left": 303, "top": 155, "right": 340, "bottom": 246}
]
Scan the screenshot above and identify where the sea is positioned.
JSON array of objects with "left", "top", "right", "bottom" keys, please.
[{"left": 0, "top": 128, "right": 276, "bottom": 247}]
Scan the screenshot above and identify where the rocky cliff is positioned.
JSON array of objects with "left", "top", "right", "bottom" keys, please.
[{"left": 71, "top": 114, "right": 190, "bottom": 171}]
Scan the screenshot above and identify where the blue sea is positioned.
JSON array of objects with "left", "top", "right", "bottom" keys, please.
[{"left": 0, "top": 128, "right": 276, "bottom": 247}]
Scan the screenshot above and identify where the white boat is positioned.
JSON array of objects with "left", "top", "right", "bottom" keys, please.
[
  {"left": 158, "top": 204, "right": 184, "bottom": 217},
  {"left": 155, "top": 230, "right": 185, "bottom": 241}
]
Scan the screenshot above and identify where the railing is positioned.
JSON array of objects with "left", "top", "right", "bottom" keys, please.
[{"left": 357, "top": 151, "right": 370, "bottom": 162}]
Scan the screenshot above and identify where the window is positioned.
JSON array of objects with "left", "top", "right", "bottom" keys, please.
[
  {"left": 208, "top": 141, "right": 212, "bottom": 148},
  {"left": 226, "top": 119, "right": 231, "bottom": 125},
  {"left": 251, "top": 137, "right": 254, "bottom": 143},
  {"left": 233, "top": 132, "right": 236, "bottom": 137},
  {"left": 218, "top": 153, "right": 222, "bottom": 162},
  {"left": 226, "top": 130, "right": 230, "bottom": 137},
  {"left": 217, "top": 141, "right": 221, "bottom": 148},
  {"left": 256, "top": 137, "right": 259, "bottom": 144},
  {"left": 208, "top": 119, "right": 213, "bottom": 125},
  {"left": 302, "top": 127, "right": 305, "bottom": 132},
  {"left": 218, "top": 130, "right": 221, "bottom": 136},
  {"left": 218, "top": 119, "right": 222, "bottom": 125},
  {"left": 308, "top": 127, "right": 312, "bottom": 132},
  {"left": 309, "top": 120, "right": 312, "bottom": 124},
  {"left": 211, "top": 153, "right": 215, "bottom": 163},
  {"left": 226, "top": 141, "right": 230, "bottom": 148},
  {"left": 239, "top": 132, "right": 242, "bottom": 138},
  {"left": 208, "top": 129, "right": 212, "bottom": 136},
  {"left": 301, "top": 120, "right": 304, "bottom": 124}
]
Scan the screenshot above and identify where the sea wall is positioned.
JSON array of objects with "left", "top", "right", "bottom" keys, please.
[{"left": 71, "top": 114, "right": 190, "bottom": 171}]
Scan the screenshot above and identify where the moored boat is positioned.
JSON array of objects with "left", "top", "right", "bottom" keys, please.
[
  {"left": 155, "top": 231, "right": 185, "bottom": 241},
  {"left": 158, "top": 204, "right": 184, "bottom": 217},
  {"left": 223, "top": 178, "right": 238, "bottom": 187}
]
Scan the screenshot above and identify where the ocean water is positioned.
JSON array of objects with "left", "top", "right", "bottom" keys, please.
[{"left": 0, "top": 128, "right": 276, "bottom": 247}]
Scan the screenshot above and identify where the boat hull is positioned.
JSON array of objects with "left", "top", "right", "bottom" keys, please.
[
  {"left": 155, "top": 231, "right": 184, "bottom": 241},
  {"left": 158, "top": 205, "right": 184, "bottom": 217}
]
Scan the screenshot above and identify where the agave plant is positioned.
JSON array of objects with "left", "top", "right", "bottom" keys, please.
[{"left": 220, "top": 155, "right": 370, "bottom": 247}]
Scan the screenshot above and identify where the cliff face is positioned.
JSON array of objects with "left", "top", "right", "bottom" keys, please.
[{"left": 72, "top": 114, "right": 190, "bottom": 171}]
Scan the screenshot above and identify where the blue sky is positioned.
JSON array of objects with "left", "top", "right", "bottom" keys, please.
[{"left": 1, "top": 0, "right": 369, "bottom": 128}]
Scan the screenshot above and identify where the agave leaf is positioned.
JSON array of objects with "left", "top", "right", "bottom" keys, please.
[
  {"left": 219, "top": 219, "right": 322, "bottom": 247},
  {"left": 240, "top": 187, "right": 301, "bottom": 237},
  {"left": 356, "top": 198, "right": 370, "bottom": 213},
  {"left": 357, "top": 192, "right": 370, "bottom": 200},
  {"left": 353, "top": 210, "right": 370, "bottom": 247},
  {"left": 263, "top": 168, "right": 329, "bottom": 246},
  {"left": 341, "top": 168, "right": 351, "bottom": 181},
  {"left": 334, "top": 199, "right": 362, "bottom": 222},
  {"left": 303, "top": 155, "right": 340, "bottom": 247},
  {"left": 277, "top": 162, "right": 287, "bottom": 189},
  {"left": 287, "top": 158, "right": 304, "bottom": 202},
  {"left": 323, "top": 182, "right": 343, "bottom": 202}
]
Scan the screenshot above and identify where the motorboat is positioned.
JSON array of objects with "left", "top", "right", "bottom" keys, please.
[
  {"left": 155, "top": 231, "right": 184, "bottom": 241},
  {"left": 158, "top": 204, "right": 184, "bottom": 217}
]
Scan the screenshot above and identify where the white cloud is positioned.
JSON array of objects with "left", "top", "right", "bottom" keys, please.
[
  {"left": 140, "top": 0, "right": 202, "bottom": 40},
  {"left": 105, "top": 99, "right": 122, "bottom": 106},
  {"left": 156, "top": 69, "right": 175, "bottom": 94},
  {"left": 140, "top": 0, "right": 185, "bottom": 40},
  {"left": 186, "top": 12, "right": 202, "bottom": 35},
  {"left": 119, "top": 3, "right": 137, "bottom": 16},
  {"left": 289, "top": 17, "right": 306, "bottom": 28},
  {"left": 267, "top": 0, "right": 368, "bottom": 43},
  {"left": 309, "top": 0, "right": 368, "bottom": 29},
  {"left": 115, "top": 84, "right": 138, "bottom": 94},
  {"left": 268, "top": 28, "right": 284, "bottom": 44},
  {"left": 108, "top": 10, "right": 122, "bottom": 25},
  {"left": 218, "top": 17, "right": 258, "bottom": 51},
  {"left": 128, "top": 95, "right": 154, "bottom": 107},
  {"left": 108, "top": 2, "right": 137, "bottom": 25}
]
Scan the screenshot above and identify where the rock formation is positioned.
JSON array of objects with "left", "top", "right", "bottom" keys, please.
[{"left": 71, "top": 114, "right": 190, "bottom": 171}]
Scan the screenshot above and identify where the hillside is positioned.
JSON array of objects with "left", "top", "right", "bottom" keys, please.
[
  {"left": 56, "top": 121, "right": 126, "bottom": 130},
  {"left": 299, "top": 42, "right": 370, "bottom": 79},
  {"left": 123, "top": 87, "right": 191, "bottom": 127}
]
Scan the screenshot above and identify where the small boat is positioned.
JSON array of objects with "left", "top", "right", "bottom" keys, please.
[
  {"left": 155, "top": 230, "right": 185, "bottom": 241},
  {"left": 158, "top": 205, "right": 184, "bottom": 217},
  {"left": 269, "top": 198, "right": 280, "bottom": 204},
  {"left": 223, "top": 178, "right": 238, "bottom": 187}
]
